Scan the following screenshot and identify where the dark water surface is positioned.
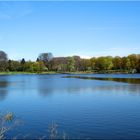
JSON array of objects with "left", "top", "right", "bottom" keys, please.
[{"left": 0, "top": 74, "right": 140, "bottom": 139}]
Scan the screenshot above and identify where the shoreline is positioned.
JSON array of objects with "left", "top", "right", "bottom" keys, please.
[{"left": 0, "top": 71, "right": 139, "bottom": 75}]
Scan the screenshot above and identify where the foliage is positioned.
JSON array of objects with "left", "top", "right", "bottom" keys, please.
[
  {"left": 67, "top": 57, "right": 75, "bottom": 72},
  {"left": 4, "top": 113, "right": 13, "bottom": 121},
  {"left": 0, "top": 112, "right": 14, "bottom": 139},
  {"left": 0, "top": 50, "right": 140, "bottom": 73},
  {"left": 0, "top": 51, "right": 8, "bottom": 71}
]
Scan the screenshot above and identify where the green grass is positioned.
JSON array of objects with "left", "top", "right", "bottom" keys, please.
[
  {"left": 0, "top": 70, "right": 136, "bottom": 75},
  {"left": 0, "top": 71, "right": 58, "bottom": 75}
]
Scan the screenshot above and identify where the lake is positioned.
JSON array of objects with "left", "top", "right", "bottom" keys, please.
[{"left": 0, "top": 74, "right": 140, "bottom": 139}]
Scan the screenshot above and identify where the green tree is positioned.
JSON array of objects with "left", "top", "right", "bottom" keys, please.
[
  {"left": 128, "top": 54, "right": 138, "bottom": 70},
  {"left": 80, "top": 59, "right": 91, "bottom": 71},
  {"left": 33, "top": 61, "right": 46, "bottom": 73},
  {"left": 67, "top": 57, "right": 75, "bottom": 72},
  {"left": 113, "top": 56, "right": 122, "bottom": 70},
  {"left": 90, "top": 57, "right": 96, "bottom": 70},
  {"left": 8, "top": 60, "right": 21, "bottom": 71},
  {"left": 95, "top": 56, "right": 113, "bottom": 70},
  {"left": 20, "top": 58, "right": 26, "bottom": 71},
  {"left": 121, "top": 57, "right": 131, "bottom": 70},
  {"left": 73, "top": 56, "right": 81, "bottom": 71}
]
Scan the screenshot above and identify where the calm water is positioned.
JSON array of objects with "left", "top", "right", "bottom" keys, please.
[{"left": 0, "top": 74, "right": 140, "bottom": 139}]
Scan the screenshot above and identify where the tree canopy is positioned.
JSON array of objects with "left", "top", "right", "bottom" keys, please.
[{"left": 0, "top": 50, "right": 139, "bottom": 73}]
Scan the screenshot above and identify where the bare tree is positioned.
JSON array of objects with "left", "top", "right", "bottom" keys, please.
[{"left": 0, "top": 51, "right": 8, "bottom": 71}]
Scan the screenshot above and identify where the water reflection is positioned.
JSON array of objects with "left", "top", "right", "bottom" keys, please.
[
  {"left": 0, "top": 78, "right": 9, "bottom": 101},
  {"left": 36, "top": 75, "right": 140, "bottom": 97},
  {"left": 0, "top": 89, "right": 8, "bottom": 101},
  {"left": 37, "top": 75, "right": 57, "bottom": 97},
  {"left": 1, "top": 74, "right": 140, "bottom": 139},
  {"left": 90, "top": 85, "right": 140, "bottom": 95},
  {"left": 1, "top": 75, "right": 140, "bottom": 100},
  {"left": 63, "top": 76, "right": 140, "bottom": 84}
]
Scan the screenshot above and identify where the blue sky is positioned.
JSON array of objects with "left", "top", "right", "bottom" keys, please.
[{"left": 0, "top": 1, "right": 140, "bottom": 60}]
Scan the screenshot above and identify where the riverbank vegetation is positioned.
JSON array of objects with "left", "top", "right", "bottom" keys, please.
[
  {"left": 0, "top": 112, "right": 68, "bottom": 139},
  {"left": 0, "top": 50, "right": 140, "bottom": 74}
]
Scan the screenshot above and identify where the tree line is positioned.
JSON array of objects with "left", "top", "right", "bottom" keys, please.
[{"left": 0, "top": 50, "right": 140, "bottom": 73}]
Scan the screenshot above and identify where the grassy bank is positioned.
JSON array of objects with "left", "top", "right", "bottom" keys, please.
[
  {"left": 0, "top": 70, "right": 138, "bottom": 75},
  {"left": 0, "top": 71, "right": 58, "bottom": 75},
  {"left": 60, "top": 70, "right": 137, "bottom": 74}
]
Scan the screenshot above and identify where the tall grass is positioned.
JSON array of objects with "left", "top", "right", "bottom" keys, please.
[
  {"left": 0, "top": 112, "right": 14, "bottom": 139},
  {"left": 0, "top": 113, "right": 69, "bottom": 139}
]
